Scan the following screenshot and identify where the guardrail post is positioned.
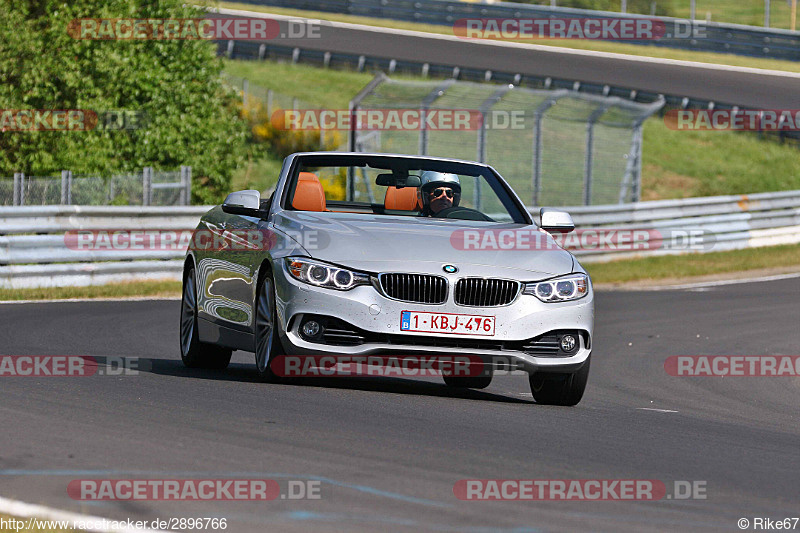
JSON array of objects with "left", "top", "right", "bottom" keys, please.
[{"left": 142, "top": 167, "right": 152, "bottom": 206}]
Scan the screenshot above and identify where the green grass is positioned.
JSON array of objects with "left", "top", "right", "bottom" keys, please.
[
  {"left": 585, "top": 243, "right": 800, "bottom": 283},
  {"left": 641, "top": 118, "right": 800, "bottom": 200},
  {"left": 224, "top": 58, "right": 800, "bottom": 199},
  {"left": 0, "top": 280, "right": 181, "bottom": 301},
  {"left": 671, "top": 0, "right": 797, "bottom": 30},
  {"left": 215, "top": 1, "right": 800, "bottom": 73},
  {"left": 231, "top": 150, "right": 284, "bottom": 192},
  {"left": 224, "top": 59, "right": 375, "bottom": 110}
]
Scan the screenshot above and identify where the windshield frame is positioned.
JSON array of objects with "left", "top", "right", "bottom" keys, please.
[{"left": 279, "top": 153, "right": 532, "bottom": 225}]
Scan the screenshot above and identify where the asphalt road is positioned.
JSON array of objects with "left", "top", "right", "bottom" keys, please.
[
  {"left": 0, "top": 277, "right": 798, "bottom": 532},
  {"left": 250, "top": 14, "right": 800, "bottom": 109}
]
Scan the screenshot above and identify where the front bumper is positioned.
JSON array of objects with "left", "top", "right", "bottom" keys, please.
[{"left": 273, "top": 263, "right": 594, "bottom": 374}]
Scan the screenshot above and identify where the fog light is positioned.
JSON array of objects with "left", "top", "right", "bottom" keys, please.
[
  {"left": 302, "top": 320, "right": 321, "bottom": 338},
  {"left": 560, "top": 334, "right": 577, "bottom": 352}
]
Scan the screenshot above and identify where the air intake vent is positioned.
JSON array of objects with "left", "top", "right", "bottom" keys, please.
[
  {"left": 379, "top": 273, "right": 448, "bottom": 304},
  {"left": 454, "top": 278, "right": 520, "bottom": 307}
]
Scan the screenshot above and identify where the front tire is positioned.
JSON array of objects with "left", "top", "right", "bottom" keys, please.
[
  {"left": 180, "top": 266, "right": 232, "bottom": 370},
  {"left": 529, "top": 356, "right": 590, "bottom": 406},
  {"left": 254, "top": 271, "right": 286, "bottom": 383}
]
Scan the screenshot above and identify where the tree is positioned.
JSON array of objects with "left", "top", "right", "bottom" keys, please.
[{"left": 0, "top": 0, "right": 247, "bottom": 203}]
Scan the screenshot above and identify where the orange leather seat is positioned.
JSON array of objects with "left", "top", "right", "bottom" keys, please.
[
  {"left": 384, "top": 186, "right": 421, "bottom": 211},
  {"left": 292, "top": 172, "right": 327, "bottom": 212}
]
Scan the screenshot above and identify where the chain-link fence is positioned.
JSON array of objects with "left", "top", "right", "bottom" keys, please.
[
  {"left": 350, "top": 75, "right": 664, "bottom": 206},
  {"left": 0, "top": 167, "right": 192, "bottom": 206}
]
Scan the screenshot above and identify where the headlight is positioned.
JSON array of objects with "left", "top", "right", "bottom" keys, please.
[
  {"left": 285, "top": 257, "right": 371, "bottom": 291},
  {"left": 523, "top": 274, "right": 589, "bottom": 303}
]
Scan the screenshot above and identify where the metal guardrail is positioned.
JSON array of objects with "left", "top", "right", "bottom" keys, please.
[
  {"left": 237, "top": 0, "right": 800, "bottom": 60},
  {"left": 1, "top": 192, "right": 799, "bottom": 288},
  {"left": 2, "top": 167, "right": 193, "bottom": 207},
  {"left": 559, "top": 190, "right": 800, "bottom": 262}
]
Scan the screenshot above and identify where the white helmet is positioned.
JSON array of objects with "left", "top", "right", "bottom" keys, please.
[{"left": 418, "top": 171, "right": 461, "bottom": 212}]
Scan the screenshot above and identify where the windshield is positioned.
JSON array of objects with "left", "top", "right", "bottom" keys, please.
[{"left": 283, "top": 154, "right": 529, "bottom": 224}]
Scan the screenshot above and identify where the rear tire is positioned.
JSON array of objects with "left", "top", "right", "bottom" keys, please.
[
  {"left": 180, "top": 266, "right": 232, "bottom": 370},
  {"left": 529, "top": 356, "right": 590, "bottom": 406}
]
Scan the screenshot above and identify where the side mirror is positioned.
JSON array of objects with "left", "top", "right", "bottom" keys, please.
[
  {"left": 222, "top": 190, "right": 264, "bottom": 217},
  {"left": 540, "top": 208, "right": 575, "bottom": 234}
]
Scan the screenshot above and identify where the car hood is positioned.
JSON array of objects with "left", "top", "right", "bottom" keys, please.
[{"left": 272, "top": 211, "right": 573, "bottom": 279}]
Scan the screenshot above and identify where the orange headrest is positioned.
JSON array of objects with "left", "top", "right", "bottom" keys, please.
[
  {"left": 384, "top": 186, "right": 421, "bottom": 211},
  {"left": 292, "top": 173, "right": 327, "bottom": 212}
]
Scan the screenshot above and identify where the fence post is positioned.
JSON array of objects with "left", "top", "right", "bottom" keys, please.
[
  {"left": 531, "top": 91, "right": 567, "bottom": 207},
  {"left": 180, "top": 166, "right": 192, "bottom": 205},
  {"left": 242, "top": 79, "right": 248, "bottom": 106},
  {"left": 532, "top": 113, "right": 543, "bottom": 206},
  {"left": 13, "top": 172, "right": 21, "bottom": 206},
  {"left": 633, "top": 124, "right": 643, "bottom": 202},
  {"left": 142, "top": 167, "right": 152, "bottom": 206},
  {"left": 60, "top": 170, "right": 71, "bottom": 205},
  {"left": 584, "top": 105, "right": 609, "bottom": 206},
  {"left": 418, "top": 78, "right": 456, "bottom": 157},
  {"left": 17, "top": 173, "right": 25, "bottom": 206}
]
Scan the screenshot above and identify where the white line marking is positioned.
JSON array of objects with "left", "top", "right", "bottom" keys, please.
[
  {"left": 637, "top": 407, "right": 679, "bottom": 413},
  {"left": 0, "top": 495, "right": 167, "bottom": 532},
  {"left": 0, "top": 296, "right": 180, "bottom": 305},
  {"left": 641, "top": 272, "right": 800, "bottom": 291},
  {"left": 212, "top": 6, "right": 800, "bottom": 79}
]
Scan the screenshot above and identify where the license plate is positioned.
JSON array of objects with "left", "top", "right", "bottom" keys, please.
[{"left": 400, "top": 311, "right": 495, "bottom": 336}]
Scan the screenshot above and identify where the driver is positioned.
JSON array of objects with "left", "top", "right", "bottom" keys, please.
[{"left": 418, "top": 171, "right": 461, "bottom": 216}]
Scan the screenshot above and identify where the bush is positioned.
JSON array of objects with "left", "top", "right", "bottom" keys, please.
[
  {"left": 0, "top": 0, "right": 248, "bottom": 204},
  {"left": 239, "top": 93, "right": 343, "bottom": 160}
]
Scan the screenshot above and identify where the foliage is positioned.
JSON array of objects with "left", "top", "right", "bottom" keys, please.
[
  {"left": 238, "top": 93, "right": 343, "bottom": 160},
  {"left": 0, "top": 0, "right": 248, "bottom": 203}
]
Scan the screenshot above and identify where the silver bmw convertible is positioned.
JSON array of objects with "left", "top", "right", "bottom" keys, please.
[{"left": 180, "top": 152, "right": 594, "bottom": 405}]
